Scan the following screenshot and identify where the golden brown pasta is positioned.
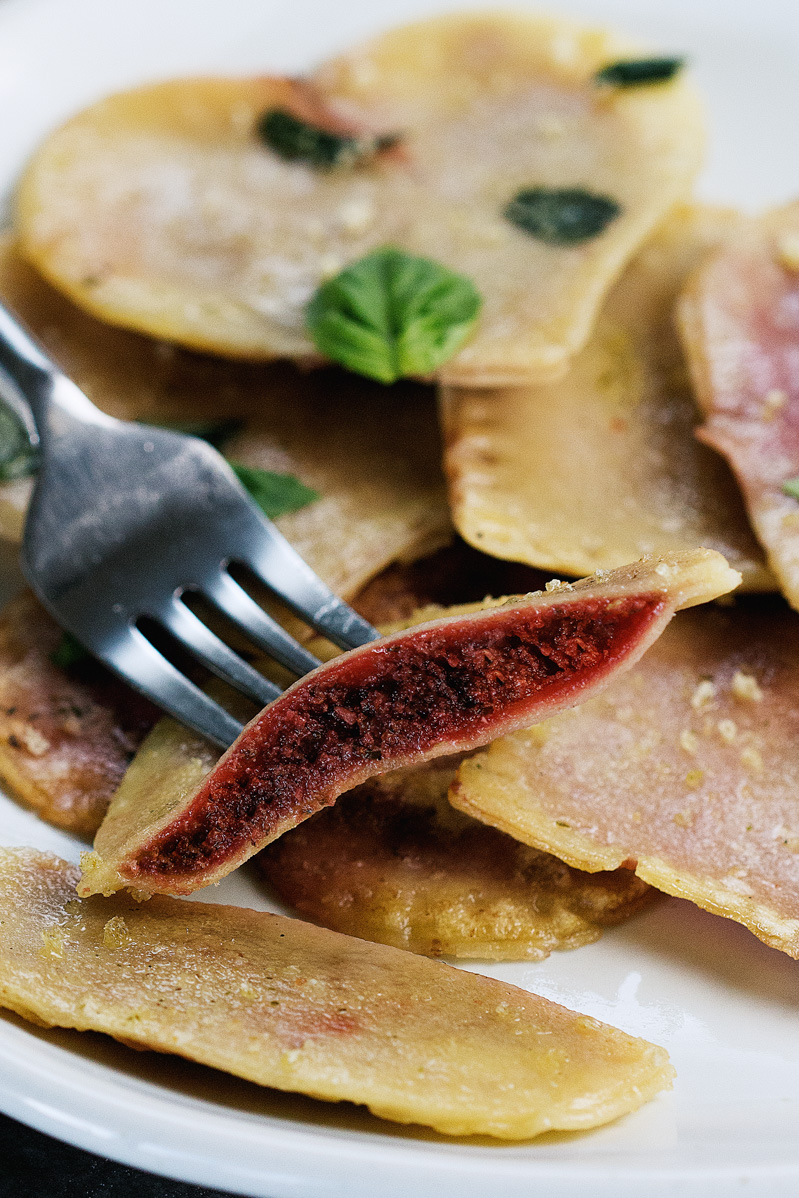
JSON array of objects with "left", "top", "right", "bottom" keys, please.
[
  {"left": 441, "top": 205, "right": 771, "bottom": 588},
  {"left": 0, "top": 847, "right": 674, "bottom": 1139},
  {"left": 452, "top": 597, "right": 799, "bottom": 957}
]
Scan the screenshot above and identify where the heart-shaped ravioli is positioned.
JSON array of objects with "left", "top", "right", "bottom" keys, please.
[{"left": 17, "top": 12, "right": 703, "bottom": 384}]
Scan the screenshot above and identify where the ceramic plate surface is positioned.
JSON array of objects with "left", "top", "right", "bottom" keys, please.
[{"left": 1, "top": 0, "right": 799, "bottom": 1194}]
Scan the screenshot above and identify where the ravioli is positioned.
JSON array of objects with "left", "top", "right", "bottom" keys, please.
[
  {"left": 53, "top": 548, "right": 651, "bottom": 960},
  {"left": 0, "top": 544, "right": 522, "bottom": 839},
  {"left": 679, "top": 201, "right": 799, "bottom": 610},
  {"left": 81, "top": 550, "right": 737, "bottom": 898},
  {"left": 0, "top": 592, "right": 155, "bottom": 836},
  {"left": 0, "top": 847, "right": 673, "bottom": 1139},
  {"left": 0, "top": 236, "right": 451, "bottom": 588},
  {"left": 17, "top": 12, "right": 703, "bottom": 385},
  {"left": 452, "top": 596, "right": 799, "bottom": 957},
  {"left": 258, "top": 757, "right": 653, "bottom": 959},
  {"left": 441, "top": 205, "right": 771, "bottom": 588}
]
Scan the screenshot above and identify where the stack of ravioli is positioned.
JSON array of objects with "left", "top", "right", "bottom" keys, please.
[{"left": 1, "top": 10, "right": 798, "bottom": 1142}]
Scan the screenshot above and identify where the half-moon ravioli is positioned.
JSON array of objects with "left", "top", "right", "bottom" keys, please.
[{"left": 0, "top": 847, "right": 674, "bottom": 1140}]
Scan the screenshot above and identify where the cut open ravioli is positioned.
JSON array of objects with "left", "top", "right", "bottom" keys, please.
[
  {"left": 81, "top": 550, "right": 738, "bottom": 898},
  {"left": 0, "top": 847, "right": 673, "bottom": 1139},
  {"left": 452, "top": 596, "right": 799, "bottom": 957},
  {"left": 17, "top": 12, "right": 703, "bottom": 385},
  {"left": 441, "top": 205, "right": 771, "bottom": 588},
  {"left": 258, "top": 757, "right": 654, "bottom": 959},
  {"left": 0, "top": 237, "right": 450, "bottom": 590},
  {"left": 679, "top": 201, "right": 799, "bottom": 610},
  {"left": 0, "top": 545, "right": 530, "bottom": 840}
]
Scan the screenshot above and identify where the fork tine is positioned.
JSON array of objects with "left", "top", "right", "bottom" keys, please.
[
  {"left": 241, "top": 527, "right": 379, "bottom": 649},
  {"left": 4, "top": 295, "right": 374, "bottom": 739},
  {"left": 111, "top": 625, "right": 244, "bottom": 748},
  {"left": 158, "top": 597, "right": 282, "bottom": 708},
  {"left": 204, "top": 572, "right": 323, "bottom": 675}
]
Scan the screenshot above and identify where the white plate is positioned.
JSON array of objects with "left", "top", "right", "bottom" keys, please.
[{"left": 1, "top": 1, "right": 799, "bottom": 1194}]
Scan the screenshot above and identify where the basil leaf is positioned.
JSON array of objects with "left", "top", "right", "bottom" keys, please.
[
  {"left": 258, "top": 108, "right": 399, "bottom": 170},
  {"left": 229, "top": 463, "right": 319, "bottom": 520},
  {"left": 782, "top": 477, "right": 799, "bottom": 502},
  {"left": 306, "top": 247, "right": 482, "bottom": 383},
  {"left": 51, "top": 631, "right": 90, "bottom": 670},
  {"left": 595, "top": 57, "right": 685, "bottom": 87},
  {"left": 144, "top": 420, "right": 318, "bottom": 518},
  {"left": 504, "top": 188, "right": 621, "bottom": 245},
  {"left": 0, "top": 400, "right": 37, "bottom": 481}
]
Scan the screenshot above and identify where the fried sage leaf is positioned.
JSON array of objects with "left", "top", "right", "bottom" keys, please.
[
  {"left": 0, "top": 236, "right": 452, "bottom": 591},
  {"left": 452, "top": 597, "right": 799, "bottom": 958},
  {"left": 679, "top": 201, "right": 799, "bottom": 612},
  {"left": 258, "top": 107, "right": 398, "bottom": 169},
  {"left": 504, "top": 189, "right": 621, "bottom": 246},
  {"left": 595, "top": 58, "right": 685, "bottom": 87},
  {"left": 0, "top": 847, "right": 674, "bottom": 1139},
  {"left": 259, "top": 757, "right": 654, "bottom": 959},
  {"left": 81, "top": 549, "right": 738, "bottom": 899},
  {"left": 306, "top": 248, "right": 481, "bottom": 383},
  {"left": 441, "top": 205, "right": 772, "bottom": 589},
  {"left": 17, "top": 13, "right": 704, "bottom": 385}
]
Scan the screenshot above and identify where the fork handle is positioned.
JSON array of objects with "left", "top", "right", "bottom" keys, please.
[{"left": 0, "top": 300, "right": 111, "bottom": 442}]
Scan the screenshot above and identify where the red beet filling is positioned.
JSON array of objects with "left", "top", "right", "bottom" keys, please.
[{"left": 131, "top": 592, "right": 664, "bottom": 878}]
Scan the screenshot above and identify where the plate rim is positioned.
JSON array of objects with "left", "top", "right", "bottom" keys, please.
[{"left": 3, "top": 1018, "right": 798, "bottom": 1198}]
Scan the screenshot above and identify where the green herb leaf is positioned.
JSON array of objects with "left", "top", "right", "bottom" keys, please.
[
  {"left": 230, "top": 463, "right": 319, "bottom": 520},
  {"left": 306, "top": 247, "right": 482, "bottom": 383},
  {"left": 257, "top": 108, "right": 399, "bottom": 170},
  {"left": 782, "top": 476, "right": 799, "bottom": 502},
  {"left": 50, "top": 631, "right": 90, "bottom": 670},
  {"left": 595, "top": 57, "right": 685, "bottom": 88},
  {"left": 0, "top": 400, "right": 37, "bottom": 481},
  {"left": 504, "top": 188, "right": 621, "bottom": 245},
  {"left": 144, "top": 421, "right": 318, "bottom": 517}
]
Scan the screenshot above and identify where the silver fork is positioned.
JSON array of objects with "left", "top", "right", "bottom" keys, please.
[{"left": 0, "top": 301, "right": 378, "bottom": 748}]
